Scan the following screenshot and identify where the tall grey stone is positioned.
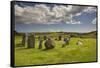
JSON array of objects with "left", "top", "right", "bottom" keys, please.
[
  {"left": 44, "top": 37, "right": 55, "bottom": 49},
  {"left": 22, "top": 34, "right": 26, "bottom": 46},
  {"left": 27, "top": 34, "right": 35, "bottom": 48},
  {"left": 38, "top": 38, "right": 43, "bottom": 49},
  {"left": 58, "top": 35, "right": 62, "bottom": 40}
]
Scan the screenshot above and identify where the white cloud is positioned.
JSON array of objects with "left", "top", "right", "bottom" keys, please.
[
  {"left": 92, "top": 18, "right": 97, "bottom": 24},
  {"left": 84, "top": 7, "right": 97, "bottom": 13},
  {"left": 66, "top": 19, "right": 81, "bottom": 24},
  {"left": 74, "top": 6, "right": 97, "bottom": 16},
  {"left": 15, "top": 5, "right": 24, "bottom": 16},
  {"left": 15, "top": 4, "right": 96, "bottom": 24},
  {"left": 15, "top": 4, "right": 49, "bottom": 24},
  {"left": 69, "top": 6, "right": 86, "bottom": 15}
]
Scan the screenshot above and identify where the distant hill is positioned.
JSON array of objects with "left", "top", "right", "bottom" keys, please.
[
  {"left": 14, "top": 30, "right": 25, "bottom": 36},
  {"left": 78, "top": 31, "right": 97, "bottom": 38},
  {"left": 14, "top": 30, "right": 97, "bottom": 38}
]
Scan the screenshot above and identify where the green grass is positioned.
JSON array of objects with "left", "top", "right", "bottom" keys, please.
[{"left": 14, "top": 35, "right": 97, "bottom": 66}]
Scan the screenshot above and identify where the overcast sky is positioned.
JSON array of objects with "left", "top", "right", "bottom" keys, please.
[{"left": 15, "top": 1, "right": 97, "bottom": 33}]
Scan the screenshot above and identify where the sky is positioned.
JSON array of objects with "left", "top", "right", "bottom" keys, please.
[{"left": 14, "top": 1, "right": 97, "bottom": 33}]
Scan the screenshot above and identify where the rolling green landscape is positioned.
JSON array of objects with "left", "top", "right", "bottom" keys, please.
[
  {"left": 13, "top": 2, "right": 97, "bottom": 66},
  {"left": 14, "top": 31, "right": 97, "bottom": 66}
]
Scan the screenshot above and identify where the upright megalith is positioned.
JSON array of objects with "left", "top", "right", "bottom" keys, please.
[
  {"left": 62, "top": 37, "right": 70, "bottom": 48},
  {"left": 27, "top": 35, "right": 31, "bottom": 48},
  {"left": 58, "top": 35, "right": 62, "bottom": 40},
  {"left": 44, "top": 35, "right": 47, "bottom": 40},
  {"left": 38, "top": 37, "right": 43, "bottom": 49},
  {"left": 27, "top": 33, "right": 35, "bottom": 48},
  {"left": 44, "top": 37, "right": 55, "bottom": 49},
  {"left": 76, "top": 40, "right": 83, "bottom": 45},
  {"left": 22, "top": 33, "right": 26, "bottom": 46}
]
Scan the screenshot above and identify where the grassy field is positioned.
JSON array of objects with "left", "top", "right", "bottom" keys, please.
[{"left": 14, "top": 35, "right": 97, "bottom": 66}]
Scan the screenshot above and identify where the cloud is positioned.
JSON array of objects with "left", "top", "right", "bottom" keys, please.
[
  {"left": 15, "top": 4, "right": 96, "bottom": 24},
  {"left": 66, "top": 19, "right": 81, "bottom": 24},
  {"left": 15, "top": 5, "right": 24, "bottom": 16},
  {"left": 15, "top": 4, "right": 50, "bottom": 24},
  {"left": 69, "top": 6, "right": 86, "bottom": 15},
  {"left": 83, "top": 7, "right": 97, "bottom": 13},
  {"left": 92, "top": 18, "right": 97, "bottom": 24},
  {"left": 74, "top": 6, "right": 97, "bottom": 16}
]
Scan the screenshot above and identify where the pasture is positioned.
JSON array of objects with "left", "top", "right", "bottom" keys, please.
[{"left": 14, "top": 33, "right": 97, "bottom": 66}]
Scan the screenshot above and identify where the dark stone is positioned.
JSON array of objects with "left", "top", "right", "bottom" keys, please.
[
  {"left": 27, "top": 34, "right": 35, "bottom": 48},
  {"left": 44, "top": 38, "right": 55, "bottom": 49},
  {"left": 58, "top": 36, "right": 62, "bottom": 40},
  {"left": 62, "top": 37, "right": 69, "bottom": 48},
  {"left": 22, "top": 34, "right": 26, "bottom": 46},
  {"left": 38, "top": 39, "right": 43, "bottom": 49},
  {"left": 44, "top": 36, "right": 47, "bottom": 40}
]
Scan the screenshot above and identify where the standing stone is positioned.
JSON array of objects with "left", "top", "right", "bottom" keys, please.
[
  {"left": 44, "top": 37, "right": 55, "bottom": 49},
  {"left": 38, "top": 38, "right": 43, "bottom": 49},
  {"left": 58, "top": 35, "right": 62, "bottom": 40},
  {"left": 31, "top": 34, "right": 35, "bottom": 48},
  {"left": 44, "top": 36, "right": 47, "bottom": 40},
  {"left": 76, "top": 40, "right": 83, "bottom": 45},
  {"left": 22, "top": 34, "right": 26, "bottom": 46},
  {"left": 27, "top": 34, "right": 35, "bottom": 48},
  {"left": 27, "top": 36, "right": 31, "bottom": 48},
  {"left": 62, "top": 37, "right": 69, "bottom": 48}
]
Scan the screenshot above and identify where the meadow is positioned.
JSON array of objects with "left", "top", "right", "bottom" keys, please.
[{"left": 14, "top": 32, "right": 97, "bottom": 66}]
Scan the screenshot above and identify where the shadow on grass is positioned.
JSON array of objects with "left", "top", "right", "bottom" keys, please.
[
  {"left": 42, "top": 48, "right": 54, "bottom": 51},
  {"left": 15, "top": 47, "right": 35, "bottom": 51},
  {"left": 16, "top": 43, "right": 24, "bottom": 47},
  {"left": 15, "top": 44, "right": 54, "bottom": 51}
]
